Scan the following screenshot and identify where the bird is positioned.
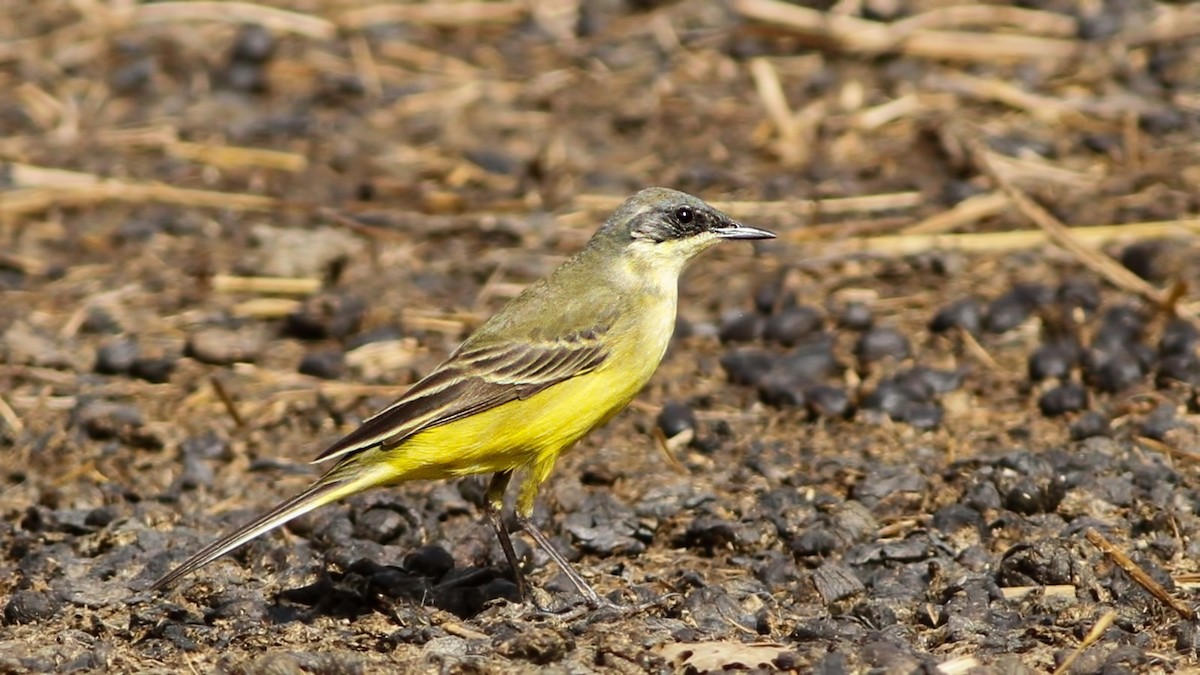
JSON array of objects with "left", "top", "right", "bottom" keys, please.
[{"left": 151, "top": 187, "right": 775, "bottom": 607}]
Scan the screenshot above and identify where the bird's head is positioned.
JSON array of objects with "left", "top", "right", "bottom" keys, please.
[{"left": 598, "top": 187, "right": 775, "bottom": 274}]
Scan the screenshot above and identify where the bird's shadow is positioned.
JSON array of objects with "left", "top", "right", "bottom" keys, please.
[{"left": 273, "top": 558, "right": 523, "bottom": 622}]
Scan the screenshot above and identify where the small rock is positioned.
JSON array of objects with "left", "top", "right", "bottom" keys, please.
[
  {"left": 984, "top": 284, "right": 1049, "bottom": 334},
  {"left": 286, "top": 294, "right": 365, "bottom": 340},
  {"left": 75, "top": 400, "right": 144, "bottom": 440},
  {"left": 95, "top": 339, "right": 139, "bottom": 375},
  {"left": 657, "top": 401, "right": 696, "bottom": 438},
  {"left": 811, "top": 562, "right": 865, "bottom": 604},
  {"left": 299, "top": 350, "right": 346, "bottom": 380},
  {"left": 1038, "top": 384, "right": 1088, "bottom": 417},
  {"left": 1070, "top": 411, "right": 1110, "bottom": 440},
  {"left": 231, "top": 24, "right": 276, "bottom": 64},
  {"left": 4, "top": 590, "right": 61, "bottom": 625},
  {"left": 719, "top": 312, "right": 765, "bottom": 344},
  {"left": 355, "top": 508, "right": 408, "bottom": 544},
  {"left": 836, "top": 302, "right": 873, "bottom": 331},
  {"left": 1160, "top": 318, "right": 1199, "bottom": 357},
  {"left": 404, "top": 545, "right": 456, "bottom": 580},
  {"left": 1028, "top": 342, "right": 1079, "bottom": 382},
  {"left": 186, "top": 327, "right": 266, "bottom": 365},
  {"left": 130, "top": 357, "right": 176, "bottom": 384},
  {"left": 758, "top": 372, "right": 807, "bottom": 408},
  {"left": 806, "top": 385, "right": 851, "bottom": 419},
  {"left": 929, "top": 298, "right": 983, "bottom": 334},
  {"left": 763, "top": 306, "right": 824, "bottom": 346},
  {"left": 1056, "top": 278, "right": 1101, "bottom": 314},
  {"left": 720, "top": 348, "right": 775, "bottom": 386},
  {"left": 854, "top": 327, "right": 911, "bottom": 364}
]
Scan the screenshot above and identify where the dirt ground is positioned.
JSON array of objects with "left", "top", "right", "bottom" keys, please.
[{"left": 3, "top": 0, "right": 1200, "bottom": 672}]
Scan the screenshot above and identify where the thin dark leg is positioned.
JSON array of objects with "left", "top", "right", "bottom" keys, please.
[
  {"left": 515, "top": 512, "right": 608, "bottom": 607},
  {"left": 484, "top": 471, "right": 528, "bottom": 601}
]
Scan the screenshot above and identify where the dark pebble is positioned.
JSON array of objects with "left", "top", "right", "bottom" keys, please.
[
  {"left": 682, "top": 516, "right": 740, "bottom": 555},
  {"left": 719, "top": 312, "right": 765, "bottom": 344},
  {"left": 1083, "top": 348, "right": 1146, "bottom": 393},
  {"left": 940, "top": 179, "right": 987, "bottom": 205},
  {"left": 1038, "top": 384, "right": 1087, "bottom": 417},
  {"left": 225, "top": 61, "right": 267, "bottom": 93},
  {"left": 778, "top": 335, "right": 840, "bottom": 380},
  {"left": 763, "top": 305, "right": 824, "bottom": 346},
  {"left": 355, "top": 508, "right": 407, "bottom": 543},
  {"left": 1138, "top": 404, "right": 1181, "bottom": 441},
  {"left": 854, "top": 326, "right": 911, "bottom": 364},
  {"left": 757, "top": 372, "right": 807, "bottom": 408},
  {"left": 806, "top": 385, "right": 851, "bottom": 419},
  {"left": 861, "top": 380, "right": 913, "bottom": 416},
  {"left": 1092, "top": 305, "right": 1145, "bottom": 351},
  {"left": 929, "top": 298, "right": 983, "bottom": 334},
  {"left": 464, "top": 148, "right": 525, "bottom": 176},
  {"left": 182, "top": 430, "right": 228, "bottom": 459},
  {"left": 1119, "top": 240, "right": 1168, "bottom": 282},
  {"left": 811, "top": 562, "right": 865, "bottom": 604},
  {"left": 835, "top": 302, "right": 873, "bottom": 331},
  {"left": 894, "top": 401, "right": 943, "bottom": 429},
  {"left": 178, "top": 452, "right": 215, "bottom": 491},
  {"left": 403, "top": 545, "right": 455, "bottom": 580},
  {"left": 231, "top": 24, "right": 276, "bottom": 64},
  {"left": 85, "top": 506, "right": 117, "bottom": 528},
  {"left": 899, "top": 366, "right": 963, "bottom": 394},
  {"left": 1140, "top": 108, "right": 1187, "bottom": 135},
  {"left": 753, "top": 279, "right": 795, "bottom": 314},
  {"left": 1160, "top": 318, "right": 1199, "bottom": 357},
  {"left": 1158, "top": 354, "right": 1200, "bottom": 387},
  {"left": 4, "top": 590, "right": 61, "bottom": 625},
  {"left": 81, "top": 307, "right": 122, "bottom": 334},
  {"left": 1070, "top": 411, "right": 1110, "bottom": 440},
  {"left": 850, "top": 601, "right": 897, "bottom": 629},
  {"left": 984, "top": 284, "right": 1049, "bottom": 334},
  {"left": 286, "top": 294, "right": 366, "bottom": 340},
  {"left": 657, "top": 400, "right": 696, "bottom": 438},
  {"left": 930, "top": 503, "right": 984, "bottom": 535},
  {"left": 1004, "top": 477, "right": 1051, "bottom": 514},
  {"left": 1028, "top": 342, "right": 1079, "bottom": 382},
  {"left": 1056, "top": 277, "right": 1101, "bottom": 314},
  {"left": 95, "top": 339, "right": 138, "bottom": 374},
  {"left": 109, "top": 58, "right": 155, "bottom": 96},
  {"left": 130, "top": 357, "right": 176, "bottom": 384},
  {"left": 299, "top": 350, "right": 346, "bottom": 380},
  {"left": 75, "top": 400, "right": 144, "bottom": 440},
  {"left": 1175, "top": 622, "right": 1200, "bottom": 655},
  {"left": 790, "top": 528, "right": 839, "bottom": 557},
  {"left": 720, "top": 348, "right": 775, "bottom": 386},
  {"left": 997, "top": 539, "right": 1077, "bottom": 586}
]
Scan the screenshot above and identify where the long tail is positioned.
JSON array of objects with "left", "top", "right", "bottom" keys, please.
[{"left": 150, "top": 463, "right": 389, "bottom": 591}]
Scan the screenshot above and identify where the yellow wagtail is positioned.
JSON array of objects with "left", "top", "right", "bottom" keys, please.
[{"left": 151, "top": 187, "right": 775, "bottom": 606}]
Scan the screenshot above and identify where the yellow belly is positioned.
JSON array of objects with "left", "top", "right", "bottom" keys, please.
[{"left": 381, "top": 316, "right": 671, "bottom": 483}]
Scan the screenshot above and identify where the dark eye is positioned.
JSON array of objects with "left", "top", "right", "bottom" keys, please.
[{"left": 675, "top": 207, "right": 693, "bottom": 223}]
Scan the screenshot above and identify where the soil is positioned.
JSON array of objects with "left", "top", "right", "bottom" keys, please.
[{"left": 3, "top": 1, "right": 1200, "bottom": 673}]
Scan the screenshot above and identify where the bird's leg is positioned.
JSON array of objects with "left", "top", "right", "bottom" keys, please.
[
  {"left": 484, "top": 470, "right": 530, "bottom": 601},
  {"left": 513, "top": 511, "right": 617, "bottom": 609}
]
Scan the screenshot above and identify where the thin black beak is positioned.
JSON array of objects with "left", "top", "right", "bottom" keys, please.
[{"left": 713, "top": 222, "right": 776, "bottom": 240}]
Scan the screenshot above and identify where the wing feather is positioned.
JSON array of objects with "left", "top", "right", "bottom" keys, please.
[{"left": 313, "top": 328, "right": 611, "bottom": 463}]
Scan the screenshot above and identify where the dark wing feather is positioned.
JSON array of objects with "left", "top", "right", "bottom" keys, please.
[{"left": 313, "top": 333, "right": 609, "bottom": 463}]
